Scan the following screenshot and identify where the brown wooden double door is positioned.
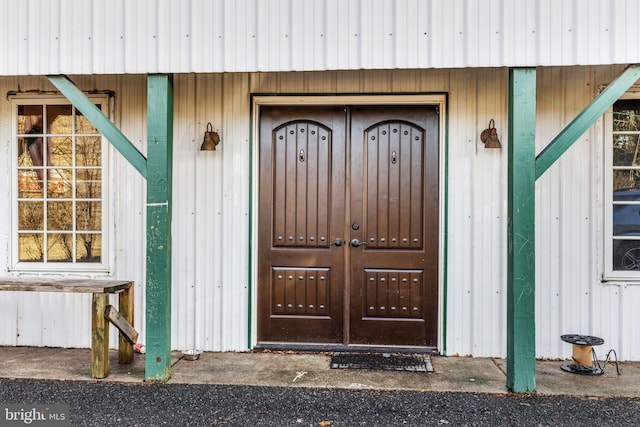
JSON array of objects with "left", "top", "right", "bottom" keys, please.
[{"left": 258, "top": 105, "right": 439, "bottom": 347}]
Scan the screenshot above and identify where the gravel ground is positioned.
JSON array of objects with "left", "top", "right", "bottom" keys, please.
[{"left": 1, "top": 378, "right": 640, "bottom": 426}]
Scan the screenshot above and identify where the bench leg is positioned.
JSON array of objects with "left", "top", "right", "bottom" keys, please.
[
  {"left": 91, "top": 293, "right": 110, "bottom": 379},
  {"left": 118, "top": 285, "right": 134, "bottom": 364}
]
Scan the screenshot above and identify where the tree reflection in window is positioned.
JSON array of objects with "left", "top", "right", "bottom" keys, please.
[{"left": 17, "top": 103, "right": 104, "bottom": 264}]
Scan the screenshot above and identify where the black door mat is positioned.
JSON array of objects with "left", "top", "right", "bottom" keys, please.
[{"left": 330, "top": 352, "right": 434, "bottom": 373}]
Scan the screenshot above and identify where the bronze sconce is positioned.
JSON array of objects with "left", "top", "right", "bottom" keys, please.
[
  {"left": 200, "top": 122, "right": 220, "bottom": 151},
  {"left": 480, "top": 119, "right": 501, "bottom": 149}
]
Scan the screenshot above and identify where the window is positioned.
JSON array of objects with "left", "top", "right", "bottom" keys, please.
[
  {"left": 606, "top": 97, "right": 640, "bottom": 277},
  {"left": 12, "top": 97, "right": 110, "bottom": 271}
]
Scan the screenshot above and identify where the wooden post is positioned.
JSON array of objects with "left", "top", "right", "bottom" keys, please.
[
  {"left": 117, "top": 285, "right": 135, "bottom": 363},
  {"left": 145, "top": 74, "right": 174, "bottom": 382},
  {"left": 507, "top": 68, "right": 537, "bottom": 393},
  {"left": 91, "top": 293, "right": 110, "bottom": 379}
]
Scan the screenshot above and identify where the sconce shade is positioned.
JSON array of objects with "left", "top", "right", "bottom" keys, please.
[
  {"left": 480, "top": 119, "right": 501, "bottom": 149},
  {"left": 200, "top": 122, "right": 220, "bottom": 151}
]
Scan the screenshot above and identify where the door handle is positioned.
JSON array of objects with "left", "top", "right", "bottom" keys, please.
[
  {"left": 333, "top": 238, "right": 344, "bottom": 247},
  {"left": 350, "top": 238, "right": 368, "bottom": 247}
]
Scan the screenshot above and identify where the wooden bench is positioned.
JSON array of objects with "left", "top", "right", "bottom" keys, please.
[{"left": 0, "top": 278, "right": 135, "bottom": 379}]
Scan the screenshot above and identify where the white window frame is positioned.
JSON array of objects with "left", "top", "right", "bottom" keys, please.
[
  {"left": 603, "top": 88, "right": 640, "bottom": 280},
  {"left": 10, "top": 95, "right": 112, "bottom": 273}
]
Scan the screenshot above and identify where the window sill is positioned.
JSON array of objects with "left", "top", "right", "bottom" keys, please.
[{"left": 8, "top": 265, "right": 111, "bottom": 276}]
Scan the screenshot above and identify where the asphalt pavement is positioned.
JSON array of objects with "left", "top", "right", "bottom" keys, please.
[
  {"left": 2, "top": 378, "right": 640, "bottom": 426},
  {"left": 1, "top": 347, "right": 640, "bottom": 426}
]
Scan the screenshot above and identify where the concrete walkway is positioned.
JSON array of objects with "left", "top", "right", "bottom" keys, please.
[{"left": 0, "top": 346, "right": 637, "bottom": 397}]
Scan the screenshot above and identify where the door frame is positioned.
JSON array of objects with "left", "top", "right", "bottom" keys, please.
[{"left": 250, "top": 94, "right": 448, "bottom": 352}]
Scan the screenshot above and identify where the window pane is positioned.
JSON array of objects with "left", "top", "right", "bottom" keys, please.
[
  {"left": 18, "top": 170, "right": 43, "bottom": 198},
  {"left": 613, "top": 135, "right": 640, "bottom": 167},
  {"left": 19, "top": 135, "right": 48, "bottom": 173},
  {"left": 76, "top": 234, "right": 101, "bottom": 262},
  {"left": 76, "top": 136, "right": 102, "bottom": 167},
  {"left": 47, "top": 169, "right": 72, "bottom": 198},
  {"left": 613, "top": 170, "right": 640, "bottom": 192},
  {"left": 17, "top": 105, "right": 43, "bottom": 134},
  {"left": 47, "top": 233, "right": 73, "bottom": 262},
  {"left": 18, "top": 201, "right": 43, "bottom": 230},
  {"left": 613, "top": 199, "right": 640, "bottom": 238},
  {"left": 76, "top": 201, "right": 102, "bottom": 231},
  {"left": 18, "top": 233, "right": 44, "bottom": 261},
  {"left": 47, "top": 105, "right": 73, "bottom": 134},
  {"left": 47, "top": 201, "right": 73, "bottom": 230},
  {"left": 76, "top": 169, "right": 102, "bottom": 198},
  {"left": 50, "top": 136, "right": 73, "bottom": 166},
  {"left": 614, "top": 100, "right": 640, "bottom": 132},
  {"left": 75, "top": 107, "right": 101, "bottom": 134},
  {"left": 613, "top": 239, "right": 640, "bottom": 270}
]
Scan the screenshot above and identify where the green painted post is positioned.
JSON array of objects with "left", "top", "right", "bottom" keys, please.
[
  {"left": 145, "top": 75, "right": 174, "bottom": 381},
  {"left": 507, "top": 68, "right": 537, "bottom": 393}
]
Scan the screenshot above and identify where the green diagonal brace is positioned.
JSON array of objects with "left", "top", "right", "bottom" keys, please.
[
  {"left": 47, "top": 75, "right": 148, "bottom": 178},
  {"left": 535, "top": 64, "right": 640, "bottom": 180}
]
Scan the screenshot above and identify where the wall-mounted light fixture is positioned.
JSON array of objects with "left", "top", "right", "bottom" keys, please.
[
  {"left": 480, "top": 119, "right": 501, "bottom": 149},
  {"left": 200, "top": 122, "right": 220, "bottom": 151}
]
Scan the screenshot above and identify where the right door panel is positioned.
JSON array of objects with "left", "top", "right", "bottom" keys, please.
[{"left": 349, "top": 106, "right": 439, "bottom": 346}]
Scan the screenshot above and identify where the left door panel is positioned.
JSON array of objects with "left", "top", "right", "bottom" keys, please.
[{"left": 258, "top": 106, "right": 347, "bottom": 343}]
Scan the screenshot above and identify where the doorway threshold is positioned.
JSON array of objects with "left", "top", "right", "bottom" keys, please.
[{"left": 254, "top": 342, "right": 439, "bottom": 355}]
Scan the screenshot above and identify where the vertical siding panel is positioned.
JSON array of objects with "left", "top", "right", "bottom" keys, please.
[
  {"left": 91, "top": 0, "right": 107, "bottom": 73},
  {"left": 211, "top": 73, "right": 250, "bottom": 350},
  {"left": 557, "top": 67, "right": 586, "bottom": 352},
  {"left": 171, "top": 74, "right": 197, "bottom": 352},
  {"left": 16, "top": 294, "right": 44, "bottom": 346},
  {"left": 446, "top": 69, "right": 475, "bottom": 355},
  {"left": 414, "top": 0, "right": 431, "bottom": 68},
  {"left": 211, "top": 73, "right": 226, "bottom": 350},
  {"left": 290, "top": 0, "right": 307, "bottom": 70},
  {"left": 335, "top": 70, "right": 363, "bottom": 93},
  {"left": 362, "top": 70, "right": 391, "bottom": 93},
  {"left": 276, "top": 72, "right": 307, "bottom": 93},
  {"left": 256, "top": 0, "right": 275, "bottom": 71},
  {"left": 390, "top": 70, "right": 420, "bottom": 93},
  {"left": 306, "top": 71, "right": 337, "bottom": 93},
  {"left": 249, "top": 73, "right": 278, "bottom": 93},
  {"left": 535, "top": 68, "right": 563, "bottom": 358},
  {"left": 0, "top": 77, "right": 16, "bottom": 346},
  {"left": 427, "top": 0, "right": 445, "bottom": 68},
  {"left": 621, "top": 286, "right": 640, "bottom": 359},
  {"left": 113, "top": 74, "right": 147, "bottom": 344},
  {"left": 474, "top": 68, "right": 508, "bottom": 356},
  {"left": 195, "top": 73, "right": 225, "bottom": 350}
]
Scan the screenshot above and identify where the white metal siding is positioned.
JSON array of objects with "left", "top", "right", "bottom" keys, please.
[
  {"left": 2, "top": 66, "right": 640, "bottom": 360},
  {"left": 1, "top": 0, "right": 639, "bottom": 76}
]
